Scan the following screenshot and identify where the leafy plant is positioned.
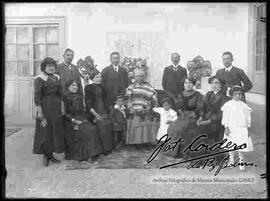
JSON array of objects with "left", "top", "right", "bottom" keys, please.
[
  {"left": 187, "top": 55, "right": 212, "bottom": 81},
  {"left": 120, "top": 56, "right": 149, "bottom": 77}
]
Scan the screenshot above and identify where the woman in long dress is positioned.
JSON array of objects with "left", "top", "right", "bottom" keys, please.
[
  {"left": 63, "top": 79, "right": 102, "bottom": 169},
  {"left": 166, "top": 77, "right": 203, "bottom": 159},
  {"left": 33, "top": 57, "right": 65, "bottom": 167},
  {"left": 195, "top": 75, "right": 230, "bottom": 164},
  {"left": 84, "top": 71, "right": 113, "bottom": 155},
  {"left": 125, "top": 69, "right": 159, "bottom": 149}
]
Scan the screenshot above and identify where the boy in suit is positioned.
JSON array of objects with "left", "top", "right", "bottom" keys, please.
[{"left": 109, "top": 95, "right": 127, "bottom": 150}]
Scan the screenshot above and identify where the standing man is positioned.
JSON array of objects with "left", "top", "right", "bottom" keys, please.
[
  {"left": 215, "top": 51, "right": 253, "bottom": 101},
  {"left": 56, "top": 48, "right": 83, "bottom": 96},
  {"left": 162, "top": 52, "right": 187, "bottom": 100},
  {"left": 101, "top": 52, "right": 129, "bottom": 107}
]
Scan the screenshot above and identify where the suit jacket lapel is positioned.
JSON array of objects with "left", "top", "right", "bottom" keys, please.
[
  {"left": 110, "top": 64, "right": 118, "bottom": 74},
  {"left": 231, "top": 66, "right": 237, "bottom": 73}
]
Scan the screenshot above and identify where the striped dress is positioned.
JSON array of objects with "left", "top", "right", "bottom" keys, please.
[{"left": 125, "top": 82, "right": 159, "bottom": 144}]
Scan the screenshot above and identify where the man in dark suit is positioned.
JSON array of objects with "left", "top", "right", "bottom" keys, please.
[
  {"left": 162, "top": 52, "right": 187, "bottom": 100},
  {"left": 101, "top": 52, "right": 129, "bottom": 107},
  {"left": 56, "top": 48, "right": 83, "bottom": 96},
  {"left": 215, "top": 51, "right": 253, "bottom": 101}
]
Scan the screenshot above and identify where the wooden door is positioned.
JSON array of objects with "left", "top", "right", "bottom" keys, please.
[
  {"left": 5, "top": 23, "right": 62, "bottom": 121},
  {"left": 5, "top": 26, "right": 34, "bottom": 120}
]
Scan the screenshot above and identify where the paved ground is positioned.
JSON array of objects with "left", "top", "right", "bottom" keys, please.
[{"left": 5, "top": 126, "right": 267, "bottom": 198}]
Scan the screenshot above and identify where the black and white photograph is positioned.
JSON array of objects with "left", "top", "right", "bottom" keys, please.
[{"left": 3, "top": 2, "right": 267, "bottom": 198}]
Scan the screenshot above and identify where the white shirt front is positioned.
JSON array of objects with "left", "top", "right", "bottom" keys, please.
[
  {"left": 172, "top": 64, "right": 179, "bottom": 71},
  {"left": 113, "top": 65, "right": 119, "bottom": 72},
  {"left": 64, "top": 61, "right": 72, "bottom": 70},
  {"left": 225, "top": 65, "right": 233, "bottom": 72}
]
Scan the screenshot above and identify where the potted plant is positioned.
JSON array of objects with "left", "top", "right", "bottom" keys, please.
[
  {"left": 120, "top": 56, "right": 149, "bottom": 80},
  {"left": 187, "top": 55, "right": 212, "bottom": 89}
]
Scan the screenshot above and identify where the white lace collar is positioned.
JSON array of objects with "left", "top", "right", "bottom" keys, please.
[{"left": 37, "top": 72, "right": 60, "bottom": 81}]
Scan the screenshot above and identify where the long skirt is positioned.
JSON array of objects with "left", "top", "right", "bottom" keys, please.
[
  {"left": 64, "top": 121, "right": 102, "bottom": 161},
  {"left": 165, "top": 118, "right": 196, "bottom": 158},
  {"left": 196, "top": 123, "right": 226, "bottom": 164},
  {"left": 96, "top": 118, "right": 113, "bottom": 153},
  {"left": 126, "top": 115, "right": 159, "bottom": 144},
  {"left": 33, "top": 116, "right": 64, "bottom": 155}
]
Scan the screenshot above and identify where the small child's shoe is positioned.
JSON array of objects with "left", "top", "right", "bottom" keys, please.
[
  {"left": 239, "top": 159, "right": 246, "bottom": 171},
  {"left": 239, "top": 165, "right": 246, "bottom": 171}
]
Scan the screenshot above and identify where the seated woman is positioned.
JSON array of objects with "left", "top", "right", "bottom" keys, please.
[
  {"left": 194, "top": 75, "right": 230, "bottom": 164},
  {"left": 166, "top": 77, "right": 203, "bottom": 159},
  {"left": 125, "top": 69, "right": 159, "bottom": 150},
  {"left": 63, "top": 79, "right": 102, "bottom": 169},
  {"left": 84, "top": 71, "right": 113, "bottom": 155}
]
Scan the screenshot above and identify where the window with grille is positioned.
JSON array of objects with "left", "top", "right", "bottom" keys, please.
[
  {"left": 254, "top": 3, "right": 266, "bottom": 72},
  {"left": 5, "top": 24, "right": 61, "bottom": 77}
]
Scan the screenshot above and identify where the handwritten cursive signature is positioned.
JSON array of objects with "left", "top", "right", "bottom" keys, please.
[
  {"left": 147, "top": 134, "right": 255, "bottom": 176},
  {"left": 186, "top": 155, "right": 256, "bottom": 176}
]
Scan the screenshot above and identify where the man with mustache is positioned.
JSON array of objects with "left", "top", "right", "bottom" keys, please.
[
  {"left": 162, "top": 52, "right": 187, "bottom": 101},
  {"left": 56, "top": 48, "right": 83, "bottom": 96},
  {"left": 215, "top": 51, "right": 253, "bottom": 102}
]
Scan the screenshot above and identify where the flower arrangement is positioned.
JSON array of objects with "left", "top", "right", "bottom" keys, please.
[
  {"left": 120, "top": 56, "right": 148, "bottom": 76},
  {"left": 77, "top": 56, "right": 99, "bottom": 79},
  {"left": 187, "top": 56, "right": 212, "bottom": 88}
]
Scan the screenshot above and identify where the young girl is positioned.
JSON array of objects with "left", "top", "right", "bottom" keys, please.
[
  {"left": 153, "top": 98, "right": 177, "bottom": 142},
  {"left": 221, "top": 85, "right": 254, "bottom": 171},
  {"left": 63, "top": 79, "right": 102, "bottom": 169}
]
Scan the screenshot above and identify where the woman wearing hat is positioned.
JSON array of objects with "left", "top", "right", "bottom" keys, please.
[
  {"left": 84, "top": 71, "right": 113, "bottom": 155},
  {"left": 125, "top": 69, "right": 159, "bottom": 149}
]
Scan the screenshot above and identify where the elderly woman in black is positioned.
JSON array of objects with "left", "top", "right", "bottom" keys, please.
[
  {"left": 63, "top": 79, "right": 102, "bottom": 169},
  {"left": 197, "top": 76, "right": 229, "bottom": 144},
  {"left": 166, "top": 77, "right": 203, "bottom": 159},
  {"left": 33, "top": 57, "right": 65, "bottom": 167},
  {"left": 84, "top": 71, "right": 113, "bottom": 155}
]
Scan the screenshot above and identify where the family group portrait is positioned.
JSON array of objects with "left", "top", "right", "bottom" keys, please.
[{"left": 4, "top": 2, "right": 266, "bottom": 198}]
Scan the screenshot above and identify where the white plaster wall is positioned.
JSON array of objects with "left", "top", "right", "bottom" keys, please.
[{"left": 5, "top": 3, "right": 249, "bottom": 88}]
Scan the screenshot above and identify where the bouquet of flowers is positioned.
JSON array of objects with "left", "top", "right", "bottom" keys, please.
[
  {"left": 120, "top": 56, "right": 148, "bottom": 76},
  {"left": 187, "top": 55, "right": 212, "bottom": 81},
  {"left": 84, "top": 56, "right": 97, "bottom": 71}
]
